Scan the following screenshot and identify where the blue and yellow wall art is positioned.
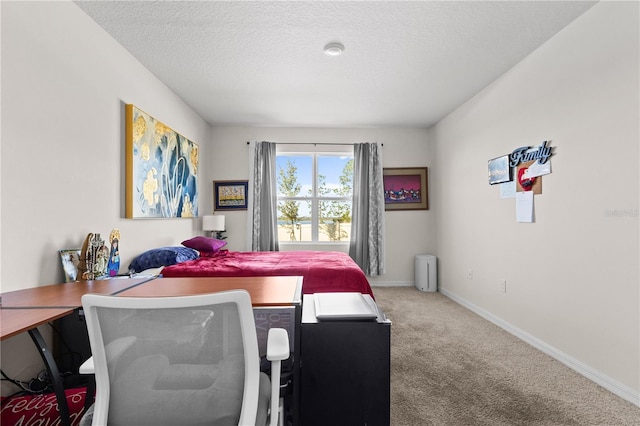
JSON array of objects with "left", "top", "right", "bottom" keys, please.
[{"left": 125, "top": 104, "right": 199, "bottom": 218}]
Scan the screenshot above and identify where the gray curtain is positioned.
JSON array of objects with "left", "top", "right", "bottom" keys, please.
[
  {"left": 250, "top": 141, "right": 279, "bottom": 251},
  {"left": 349, "top": 143, "right": 385, "bottom": 275}
]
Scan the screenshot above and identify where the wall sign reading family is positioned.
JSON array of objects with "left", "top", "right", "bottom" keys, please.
[
  {"left": 510, "top": 140, "right": 552, "bottom": 167},
  {"left": 488, "top": 140, "right": 554, "bottom": 186},
  {"left": 488, "top": 140, "right": 555, "bottom": 224}
]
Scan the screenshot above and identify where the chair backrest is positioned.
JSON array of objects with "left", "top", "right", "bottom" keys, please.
[{"left": 81, "top": 290, "right": 261, "bottom": 425}]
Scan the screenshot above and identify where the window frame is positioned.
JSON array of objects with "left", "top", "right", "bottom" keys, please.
[{"left": 276, "top": 145, "right": 353, "bottom": 244}]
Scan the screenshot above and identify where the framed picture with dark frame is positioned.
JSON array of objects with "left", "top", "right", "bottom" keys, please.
[
  {"left": 488, "top": 155, "right": 512, "bottom": 185},
  {"left": 213, "top": 180, "right": 249, "bottom": 210},
  {"left": 383, "top": 167, "right": 428, "bottom": 210}
]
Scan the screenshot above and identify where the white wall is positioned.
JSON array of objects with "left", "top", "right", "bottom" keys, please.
[
  {"left": 1, "top": 1, "right": 211, "bottom": 394},
  {"left": 1, "top": 1, "right": 211, "bottom": 291},
  {"left": 209, "top": 126, "right": 435, "bottom": 286},
  {"left": 432, "top": 1, "right": 639, "bottom": 400}
]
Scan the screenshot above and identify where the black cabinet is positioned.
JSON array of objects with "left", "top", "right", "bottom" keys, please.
[
  {"left": 53, "top": 309, "right": 91, "bottom": 379},
  {"left": 300, "top": 295, "right": 391, "bottom": 426}
]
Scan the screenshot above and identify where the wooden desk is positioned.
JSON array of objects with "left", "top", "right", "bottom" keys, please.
[
  {"left": 1, "top": 276, "right": 304, "bottom": 426},
  {"left": 118, "top": 276, "right": 303, "bottom": 306},
  {"left": 1, "top": 277, "right": 154, "bottom": 308},
  {"left": 0, "top": 276, "right": 154, "bottom": 426},
  {"left": 1, "top": 308, "right": 72, "bottom": 341}
]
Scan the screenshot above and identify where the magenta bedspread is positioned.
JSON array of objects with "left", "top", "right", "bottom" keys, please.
[{"left": 161, "top": 250, "right": 374, "bottom": 298}]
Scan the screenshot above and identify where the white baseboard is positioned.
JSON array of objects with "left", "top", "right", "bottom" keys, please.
[
  {"left": 370, "top": 282, "right": 413, "bottom": 288},
  {"left": 439, "top": 288, "right": 640, "bottom": 408}
]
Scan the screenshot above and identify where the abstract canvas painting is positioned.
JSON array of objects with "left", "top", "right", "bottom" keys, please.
[{"left": 125, "top": 104, "right": 199, "bottom": 218}]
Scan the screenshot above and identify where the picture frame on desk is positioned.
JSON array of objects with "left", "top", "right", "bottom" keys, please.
[{"left": 59, "top": 249, "right": 81, "bottom": 282}]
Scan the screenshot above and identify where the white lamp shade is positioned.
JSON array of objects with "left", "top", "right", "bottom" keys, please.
[{"left": 202, "top": 215, "right": 225, "bottom": 231}]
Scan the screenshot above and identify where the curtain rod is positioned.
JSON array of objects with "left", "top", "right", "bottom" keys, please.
[{"left": 246, "top": 141, "right": 383, "bottom": 146}]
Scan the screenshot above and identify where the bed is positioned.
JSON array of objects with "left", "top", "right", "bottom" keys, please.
[{"left": 160, "top": 250, "right": 374, "bottom": 298}]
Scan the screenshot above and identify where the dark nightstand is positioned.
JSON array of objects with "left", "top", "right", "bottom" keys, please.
[{"left": 299, "top": 294, "right": 391, "bottom": 426}]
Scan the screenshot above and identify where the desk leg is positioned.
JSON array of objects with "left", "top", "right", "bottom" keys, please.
[{"left": 28, "top": 328, "right": 71, "bottom": 426}]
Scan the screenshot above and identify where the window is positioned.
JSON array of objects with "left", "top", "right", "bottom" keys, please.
[{"left": 276, "top": 150, "right": 353, "bottom": 243}]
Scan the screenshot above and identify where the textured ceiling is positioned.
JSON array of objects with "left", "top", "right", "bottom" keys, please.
[{"left": 75, "top": 1, "right": 596, "bottom": 128}]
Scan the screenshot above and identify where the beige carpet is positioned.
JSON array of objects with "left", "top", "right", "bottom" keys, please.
[{"left": 372, "top": 286, "right": 640, "bottom": 426}]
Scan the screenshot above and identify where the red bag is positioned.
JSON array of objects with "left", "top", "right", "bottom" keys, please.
[{"left": 1, "top": 387, "right": 88, "bottom": 426}]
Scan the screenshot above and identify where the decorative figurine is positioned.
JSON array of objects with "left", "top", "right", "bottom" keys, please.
[{"left": 107, "top": 229, "right": 121, "bottom": 277}]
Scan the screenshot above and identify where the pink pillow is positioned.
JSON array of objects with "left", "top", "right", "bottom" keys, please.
[{"left": 181, "top": 236, "right": 227, "bottom": 253}]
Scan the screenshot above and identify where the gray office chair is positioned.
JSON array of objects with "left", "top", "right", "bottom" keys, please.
[{"left": 79, "top": 290, "right": 289, "bottom": 426}]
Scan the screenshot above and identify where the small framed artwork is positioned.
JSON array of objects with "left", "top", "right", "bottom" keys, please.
[
  {"left": 488, "top": 155, "right": 511, "bottom": 185},
  {"left": 59, "top": 249, "right": 82, "bottom": 282},
  {"left": 383, "top": 167, "right": 428, "bottom": 210},
  {"left": 214, "top": 180, "right": 249, "bottom": 210}
]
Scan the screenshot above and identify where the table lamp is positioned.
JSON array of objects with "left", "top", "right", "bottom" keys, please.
[{"left": 202, "top": 215, "right": 226, "bottom": 239}]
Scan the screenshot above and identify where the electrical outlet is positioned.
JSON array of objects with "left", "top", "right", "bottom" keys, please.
[
  {"left": 499, "top": 279, "right": 507, "bottom": 293},
  {"left": 468, "top": 269, "right": 473, "bottom": 280}
]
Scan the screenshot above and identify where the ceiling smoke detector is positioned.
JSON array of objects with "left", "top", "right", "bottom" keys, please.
[{"left": 324, "top": 42, "right": 345, "bottom": 56}]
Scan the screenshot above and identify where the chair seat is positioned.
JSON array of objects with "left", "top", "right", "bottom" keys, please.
[
  {"left": 110, "top": 354, "right": 245, "bottom": 425},
  {"left": 79, "top": 357, "right": 271, "bottom": 426}
]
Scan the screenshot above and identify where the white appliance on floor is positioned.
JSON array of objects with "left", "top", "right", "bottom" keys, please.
[{"left": 415, "top": 254, "right": 437, "bottom": 292}]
